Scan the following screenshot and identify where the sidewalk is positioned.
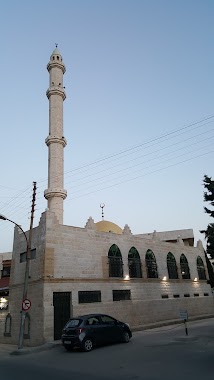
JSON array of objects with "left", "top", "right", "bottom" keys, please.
[{"left": 0, "top": 340, "right": 62, "bottom": 356}]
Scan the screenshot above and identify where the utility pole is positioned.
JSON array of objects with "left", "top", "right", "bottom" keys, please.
[{"left": 18, "top": 181, "right": 37, "bottom": 349}]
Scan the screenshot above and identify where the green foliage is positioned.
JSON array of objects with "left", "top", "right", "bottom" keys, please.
[{"left": 200, "top": 175, "right": 214, "bottom": 287}]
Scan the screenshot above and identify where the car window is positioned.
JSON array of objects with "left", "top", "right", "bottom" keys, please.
[
  {"left": 86, "top": 317, "right": 100, "bottom": 325},
  {"left": 100, "top": 315, "right": 116, "bottom": 325},
  {"left": 64, "top": 319, "right": 81, "bottom": 328}
]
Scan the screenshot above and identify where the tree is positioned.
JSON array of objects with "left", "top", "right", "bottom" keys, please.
[{"left": 200, "top": 175, "right": 214, "bottom": 288}]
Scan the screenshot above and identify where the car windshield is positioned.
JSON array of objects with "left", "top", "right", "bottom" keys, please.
[{"left": 64, "top": 319, "right": 81, "bottom": 328}]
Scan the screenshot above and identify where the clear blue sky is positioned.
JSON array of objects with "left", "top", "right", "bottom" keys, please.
[{"left": 0, "top": 0, "right": 214, "bottom": 252}]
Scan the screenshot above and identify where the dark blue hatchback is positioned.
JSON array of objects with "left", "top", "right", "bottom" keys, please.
[{"left": 61, "top": 313, "right": 132, "bottom": 352}]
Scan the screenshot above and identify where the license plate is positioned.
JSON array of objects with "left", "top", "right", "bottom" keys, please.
[{"left": 64, "top": 340, "right": 71, "bottom": 344}]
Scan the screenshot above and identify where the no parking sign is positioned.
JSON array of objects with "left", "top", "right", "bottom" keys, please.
[{"left": 22, "top": 299, "right": 31, "bottom": 311}]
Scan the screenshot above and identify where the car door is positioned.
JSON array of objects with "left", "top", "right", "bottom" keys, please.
[
  {"left": 85, "top": 316, "right": 104, "bottom": 345},
  {"left": 100, "top": 315, "right": 122, "bottom": 343}
]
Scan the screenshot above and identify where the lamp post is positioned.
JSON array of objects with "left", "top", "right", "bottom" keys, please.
[{"left": 0, "top": 214, "right": 31, "bottom": 349}]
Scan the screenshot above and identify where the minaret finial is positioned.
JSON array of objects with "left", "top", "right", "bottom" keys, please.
[
  {"left": 100, "top": 203, "right": 105, "bottom": 220},
  {"left": 55, "top": 43, "right": 58, "bottom": 48}
]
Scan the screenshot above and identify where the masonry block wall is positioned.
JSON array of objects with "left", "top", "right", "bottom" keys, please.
[{"left": 1, "top": 210, "right": 214, "bottom": 346}]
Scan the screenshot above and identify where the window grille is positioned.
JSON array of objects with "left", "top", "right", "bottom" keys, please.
[
  {"left": 204, "top": 293, "right": 209, "bottom": 296},
  {"left": 180, "top": 254, "right": 191, "bottom": 279},
  {"left": 113, "top": 290, "right": 131, "bottom": 301},
  {"left": 128, "top": 247, "right": 142, "bottom": 278},
  {"left": 78, "top": 291, "right": 101, "bottom": 304},
  {"left": 108, "top": 244, "right": 123, "bottom": 277},
  {"left": 184, "top": 293, "right": 190, "bottom": 297},
  {"left": 161, "top": 294, "right": 169, "bottom": 299},
  {"left": 167, "top": 252, "right": 178, "bottom": 279},
  {"left": 173, "top": 294, "right": 180, "bottom": 298},
  {"left": 197, "top": 256, "right": 206, "bottom": 280},
  {"left": 145, "top": 249, "right": 158, "bottom": 278},
  {"left": 194, "top": 293, "right": 199, "bottom": 297}
]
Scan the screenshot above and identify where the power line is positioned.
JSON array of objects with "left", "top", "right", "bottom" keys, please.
[
  {"left": 35, "top": 114, "right": 214, "bottom": 185},
  {"left": 68, "top": 150, "right": 214, "bottom": 201}
]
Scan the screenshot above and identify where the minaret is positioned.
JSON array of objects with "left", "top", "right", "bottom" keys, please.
[{"left": 44, "top": 46, "right": 67, "bottom": 224}]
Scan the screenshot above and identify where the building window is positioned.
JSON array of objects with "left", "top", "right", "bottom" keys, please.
[
  {"left": 128, "top": 247, "right": 142, "bottom": 278},
  {"left": 161, "top": 294, "right": 169, "bottom": 299},
  {"left": 184, "top": 293, "right": 190, "bottom": 297},
  {"left": 197, "top": 256, "right": 206, "bottom": 280},
  {"left": 180, "top": 254, "right": 191, "bottom": 279},
  {"left": 1, "top": 266, "right": 10, "bottom": 277},
  {"left": 20, "top": 248, "right": 36, "bottom": 263},
  {"left": 113, "top": 290, "right": 131, "bottom": 301},
  {"left": 204, "top": 293, "right": 209, "bottom": 296},
  {"left": 4, "top": 313, "right": 12, "bottom": 337},
  {"left": 108, "top": 244, "right": 123, "bottom": 277},
  {"left": 24, "top": 313, "right": 30, "bottom": 339},
  {"left": 78, "top": 291, "right": 101, "bottom": 304},
  {"left": 194, "top": 293, "right": 199, "bottom": 297},
  {"left": 173, "top": 294, "right": 180, "bottom": 298},
  {"left": 167, "top": 252, "right": 178, "bottom": 279},
  {"left": 145, "top": 249, "right": 158, "bottom": 278}
]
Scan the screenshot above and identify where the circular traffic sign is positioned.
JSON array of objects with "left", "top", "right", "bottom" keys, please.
[{"left": 22, "top": 298, "right": 31, "bottom": 311}]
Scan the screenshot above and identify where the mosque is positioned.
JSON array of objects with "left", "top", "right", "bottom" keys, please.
[{"left": 0, "top": 48, "right": 213, "bottom": 346}]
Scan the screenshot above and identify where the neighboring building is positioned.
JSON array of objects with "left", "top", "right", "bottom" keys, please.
[
  {"left": 0, "top": 252, "right": 11, "bottom": 301},
  {"left": 0, "top": 48, "right": 213, "bottom": 346},
  {"left": 0, "top": 253, "right": 11, "bottom": 337}
]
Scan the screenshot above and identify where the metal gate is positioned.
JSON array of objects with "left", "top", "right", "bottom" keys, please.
[{"left": 53, "top": 292, "right": 71, "bottom": 340}]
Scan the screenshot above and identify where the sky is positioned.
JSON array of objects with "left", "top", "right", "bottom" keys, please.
[{"left": 0, "top": 0, "right": 214, "bottom": 253}]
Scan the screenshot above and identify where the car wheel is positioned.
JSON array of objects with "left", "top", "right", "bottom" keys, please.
[
  {"left": 64, "top": 345, "right": 73, "bottom": 351},
  {"left": 122, "top": 331, "right": 130, "bottom": 343},
  {"left": 82, "top": 338, "right": 93, "bottom": 352}
]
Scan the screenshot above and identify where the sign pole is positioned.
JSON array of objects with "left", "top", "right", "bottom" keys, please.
[{"left": 184, "top": 319, "right": 188, "bottom": 336}]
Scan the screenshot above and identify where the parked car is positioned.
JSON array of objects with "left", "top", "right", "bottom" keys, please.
[{"left": 61, "top": 313, "right": 132, "bottom": 352}]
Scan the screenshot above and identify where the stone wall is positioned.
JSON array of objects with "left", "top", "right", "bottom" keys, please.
[{"left": 1, "top": 210, "right": 214, "bottom": 346}]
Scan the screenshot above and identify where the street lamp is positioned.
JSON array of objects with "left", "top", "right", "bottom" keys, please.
[{"left": 0, "top": 213, "right": 31, "bottom": 349}]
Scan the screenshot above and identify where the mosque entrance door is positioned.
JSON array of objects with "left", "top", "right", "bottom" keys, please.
[{"left": 53, "top": 292, "right": 72, "bottom": 340}]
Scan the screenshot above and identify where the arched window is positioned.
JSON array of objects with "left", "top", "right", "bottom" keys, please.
[
  {"left": 180, "top": 254, "right": 190, "bottom": 279},
  {"left": 167, "top": 252, "right": 178, "bottom": 279},
  {"left": 145, "top": 249, "right": 158, "bottom": 278},
  {"left": 197, "top": 256, "right": 206, "bottom": 280},
  {"left": 108, "top": 244, "right": 123, "bottom": 277},
  {"left": 128, "top": 247, "right": 142, "bottom": 278}
]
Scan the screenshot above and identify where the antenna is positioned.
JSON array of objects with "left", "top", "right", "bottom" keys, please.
[{"left": 100, "top": 203, "right": 105, "bottom": 220}]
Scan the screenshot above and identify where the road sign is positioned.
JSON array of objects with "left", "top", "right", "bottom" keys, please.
[
  {"left": 22, "top": 299, "right": 31, "bottom": 311},
  {"left": 179, "top": 309, "right": 188, "bottom": 320}
]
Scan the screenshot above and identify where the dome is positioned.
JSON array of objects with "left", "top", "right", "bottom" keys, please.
[
  {"left": 95, "top": 220, "right": 123, "bottom": 234},
  {"left": 51, "top": 47, "right": 61, "bottom": 56}
]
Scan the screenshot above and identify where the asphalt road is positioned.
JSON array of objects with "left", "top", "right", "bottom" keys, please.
[{"left": 0, "top": 318, "right": 214, "bottom": 380}]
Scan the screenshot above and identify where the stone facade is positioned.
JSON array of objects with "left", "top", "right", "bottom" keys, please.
[{"left": 1, "top": 210, "right": 213, "bottom": 346}]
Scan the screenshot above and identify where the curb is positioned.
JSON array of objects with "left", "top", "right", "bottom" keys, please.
[
  {"left": 10, "top": 341, "right": 62, "bottom": 356},
  {"left": 131, "top": 314, "right": 214, "bottom": 332}
]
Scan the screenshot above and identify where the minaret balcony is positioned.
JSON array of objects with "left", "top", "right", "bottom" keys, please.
[
  {"left": 46, "top": 87, "right": 66, "bottom": 101},
  {"left": 44, "top": 189, "right": 67, "bottom": 200},
  {"left": 45, "top": 135, "right": 67, "bottom": 147},
  {"left": 47, "top": 61, "right": 66, "bottom": 74}
]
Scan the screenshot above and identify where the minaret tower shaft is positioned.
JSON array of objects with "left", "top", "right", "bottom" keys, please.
[{"left": 44, "top": 47, "right": 67, "bottom": 224}]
